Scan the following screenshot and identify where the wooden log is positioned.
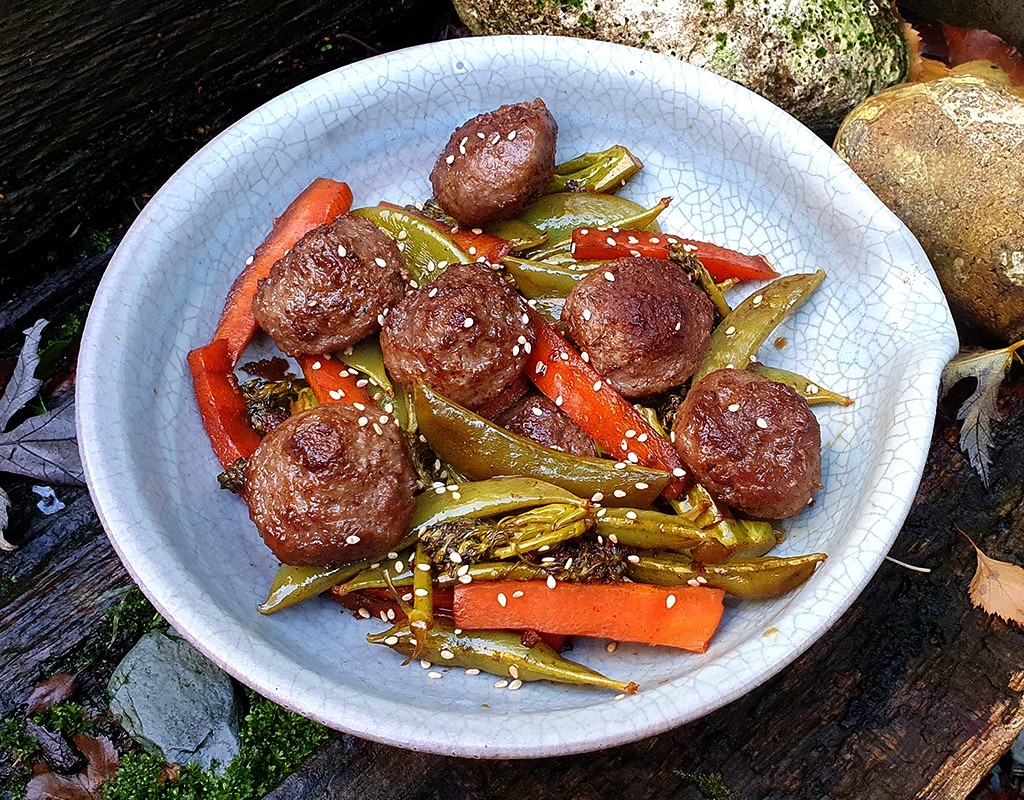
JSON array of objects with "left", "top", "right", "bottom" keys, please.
[
  {"left": 0, "top": 0, "right": 449, "bottom": 295},
  {"left": 263, "top": 379, "right": 1024, "bottom": 800}
]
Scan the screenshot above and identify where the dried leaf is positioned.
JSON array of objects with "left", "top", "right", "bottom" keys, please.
[
  {"left": 26, "top": 674, "right": 77, "bottom": 715},
  {"left": 965, "top": 534, "right": 1024, "bottom": 625},
  {"left": 24, "top": 735, "right": 119, "bottom": 800},
  {"left": 940, "top": 340, "right": 1024, "bottom": 487},
  {"left": 0, "top": 319, "right": 46, "bottom": 431},
  {"left": 0, "top": 485, "right": 12, "bottom": 551}
]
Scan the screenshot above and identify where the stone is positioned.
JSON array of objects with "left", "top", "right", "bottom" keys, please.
[{"left": 108, "top": 630, "right": 243, "bottom": 770}]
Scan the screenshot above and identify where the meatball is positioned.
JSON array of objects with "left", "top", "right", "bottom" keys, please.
[
  {"left": 562, "top": 257, "right": 714, "bottom": 398},
  {"left": 430, "top": 99, "right": 557, "bottom": 226},
  {"left": 381, "top": 263, "right": 534, "bottom": 412},
  {"left": 252, "top": 214, "right": 406, "bottom": 356},
  {"left": 672, "top": 369, "right": 822, "bottom": 520},
  {"left": 497, "top": 393, "right": 597, "bottom": 457},
  {"left": 244, "top": 404, "right": 417, "bottom": 566}
]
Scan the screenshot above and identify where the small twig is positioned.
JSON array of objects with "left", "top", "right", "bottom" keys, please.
[{"left": 885, "top": 555, "right": 932, "bottom": 574}]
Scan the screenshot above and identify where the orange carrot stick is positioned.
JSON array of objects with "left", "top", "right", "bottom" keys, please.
[
  {"left": 297, "top": 354, "right": 374, "bottom": 408},
  {"left": 454, "top": 581, "right": 725, "bottom": 653}
]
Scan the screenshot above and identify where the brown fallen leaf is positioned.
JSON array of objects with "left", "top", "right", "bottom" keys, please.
[
  {"left": 965, "top": 532, "right": 1024, "bottom": 625},
  {"left": 26, "top": 673, "right": 76, "bottom": 715},
  {"left": 24, "top": 734, "right": 119, "bottom": 800}
]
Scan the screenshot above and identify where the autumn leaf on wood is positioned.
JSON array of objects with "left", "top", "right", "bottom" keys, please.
[
  {"left": 24, "top": 733, "right": 119, "bottom": 800},
  {"left": 964, "top": 533, "right": 1024, "bottom": 626},
  {"left": 26, "top": 673, "right": 77, "bottom": 715},
  {"left": 940, "top": 340, "right": 1024, "bottom": 487}
]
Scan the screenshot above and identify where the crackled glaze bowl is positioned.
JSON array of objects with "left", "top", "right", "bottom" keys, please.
[{"left": 78, "top": 36, "right": 958, "bottom": 757}]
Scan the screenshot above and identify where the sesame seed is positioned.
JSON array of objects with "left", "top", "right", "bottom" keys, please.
[
  {"left": 625, "top": 429, "right": 636, "bottom": 438},
  {"left": 354, "top": 403, "right": 365, "bottom": 411},
  {"left": 636, "top": 433, "right": 648, "bottom": 442},
  {"left": 357, "top": 416, "right": 368, "bottom": 426},
  {"left": 687, "top": 578, "right": 701, "bottom": 587},
  {"left": 604, "top": 271, "right": 616, "bottom": 282},
  {"left": 358, "top": 607, "right": 371, "bottom": 618},
  {"left": 512, "top": 590, "right": 524, "bottom": 598},
  {"left": 756, "top": 417, "right": 769, "bottom": 428},
  {"left": 356, "top": 378, "right": 370, "bottom": 388},
  {"left": 560, "top": 352, "right": 569, "bottom": 361},
  {"left": 625, "top": 511, "right": 638, "bottom": 520},
  {"left": 441, "top": 649, "right": 455, "bottom": 660},
  {"left": 672, "top": 467, "right": 686, "bottom": 478},
  {"left": 593, "top": 380, "right": 603, "bottom": 391},
  {"left": 627, "top": 554, "right": 641, "bottom": 563},
  {"left": 346, "top": 534, "right": 361, "bottom": 545},
  {"left": 635, "top": 482, "right": 649, "bottom": 490},
  {"left": 372, "top": 423, "right": 383, "bottom": 435},
  {"left": 509, "top": 665, "right": 520, "bottom": 678},
  {"left": 807, "top": 384, "right": 819, "bottom": 394},
  {"left": 416, "top": 562, "right": 431, "bottom": 572},
  {"left": 471, "top": 228, "right": 484, "bottom": 235},
  {"left": 555, "top": 395, "right": 563, "bottom": 407},
  {"left": 384, "top": 635, "right": 399, "bottom": 645},
  {"left": 394, "top": 561, "right": 405, "bottom": 573},
  {"left": 615, "top": 693, "right": 627, "bottom": 701},
  {"left": 666, "top": 594, "right": 677, "bottom": 609},
  {"left": 468, "top": 246, "right": 477, "bottom": 255},
  {"left": 380, "top": 611, "right": 389, "bottom": 622},
  {"left": 438, "top": 260, "right": 448, "bottom": 269},
  {"left": 387, "top": 608, "right": 396, "bottom": 621},
  {"left": 581, "top": 351, "right": 590, "bottom": 362},
  {"left": 512, "top": 345, "right": 520, "bottom": 356},
  {"left": 497, "top": 592, "right": 508, "bottom": 607},
  {"left": 428, "top": 671, "right": 443, "bottom": 679},
  {"left": 245, "top": 255, "right": 255, "bottom": 265},
  {"left": 630, "top": 249, "right": 641, "bottom": 257},
  {"left": 752, "top": 294, "right": 763, "bottom": 306},
  {"left": 311, "top": 361, "right": 322, "bottom": 370},
  {"left": 613, "top": 489, "right": 627, "bottom": 498},
  {"left": 477, "top": 131, "right": 486, "bottom": 139},
  {"left": 650, "top": 237, "right": 660, "bottom": 244},
  {"left": 725, "top": 325, "right": 736, "bottom": 335},
  {"left": 495, "top": 680, "right": 509, "bottom": 689},
  {"left": 547, "top": 574, "right": 557, "bottom": 589},
  {"left": 464, "top": 316, "right": 475, "bottom": 328},
  {"left": 508, "top": 130, "right": 517, "bottom": 140},
  {"left": 728, "top": 403, "right": 740, "bottom": 412},
  {"left": 449, "top": 551, "right": 463, "bottom": 564},
  {"left": 591, "top": 491, "right": 604, "bottom": 502},
  {"left": 613, "top": 461, "right": 627, "bottom": 470},
  {"left": 466, "top": 668, "right": 480, "bottom": 675},
  {"left": 414, "top": 588, "right": 429, "bottom": 597},
  {"left": 428, "top": 287, "right": 438, "bottom": 298},
  {"left": 457, "top": 564, "right": 469, "bottom": 576},
  {"left": 627, "top": 452, "right": 639, "bottom": 463},
  {"left": 605, "top": 236, "right": 616, "bottom": 246},
  {"left": 435, "top": 486, "right": 446, "bottom": 494},
  {"left": 596, "top": 508, "right": 607, "bottom": 518},
  {"left": 445, "top": 153, "right": 455, "bottom": 164},
  {"left": 521, "top": 312, "right": 530, "bottom": 324},
  {"left": 329, "top": 388, "right": 344, "bottom": 400},
  {"left": 626, "top": 236, "right": 638, "bottom": 244},
  {"left": 403, "top": 593, "right": 412, "bottom": 602},
  {"left": 606, "top": 641, "right": 618, "bottom": 653},
  {"left": 697, "top": 575, "right": 708, "bottom": 584},
  {"left": 338, "top": 245, "right": 348, "bottom": 257},
  {"left": 508, "top": 679, "right": 523, "bottom": 691},
  {"left": 459, "top": 574, "right": 472, "bottom": 584},
  {"left": 683, "top": 243, "right": 698, "bottom": 252},
  {"left": 675, "top": 322, "right": 682, "bottom": 331}
]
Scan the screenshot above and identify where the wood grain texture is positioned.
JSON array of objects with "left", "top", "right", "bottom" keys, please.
[
  {"left": 0, "top": 0, "right": 449, "bottom": 292},
  {"left": 263, "top": 381, "right": 1024, "bottom": 800}
]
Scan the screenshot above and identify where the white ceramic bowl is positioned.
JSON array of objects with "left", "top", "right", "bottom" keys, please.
[{"left": 78, "top": 35, "right": 958, "bottom": 757}]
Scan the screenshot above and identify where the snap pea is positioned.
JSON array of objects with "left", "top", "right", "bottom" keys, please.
[
  {"left": 338, "top": 336, "right": 412, "bottom": 429},
  {"left": 352, "top": 205, "right": 469, "bottom": 284},
  {"left": 525, "top": 297, "right": 564, "bottom": 322},
  {"left": 750, "top": 364, "right": 854, "bottom": 407},
  {"left": 628, "top": 551, "right": 826, "bottom": 599},
  {"left": 258, "top": 558, "right": 378, "bottom": 615},
  {"left": 338, "top": 560, "right": 550, "bottom": 594},
  {"left": 407, "top": 544, "right": 434, "bottom": 658},
  {"left": 546, "top": 145, "right": 644, "bottom": 194},
  {"left": 595, "top": 507, "right": 776, "bottom": 563},
  {"left": 524, "top": 197, "right": 670, "bottom": 262},
  {"left": 671, "top": 249, "right": 732, "bottom": 319},
  {"left": 502, "top": 256, "right": 604, "bottom": 299},
  {"left": 411, "top": 476, "right": 587, "bottom": 531},
  {"left": 368, "top": 618, "right": 638, "bottom": 694},
  {"left": 414, "top": 382, "right": 670, "bottom": 507},
  {"left": 490, "top": 503, "right": 593, "bottom": 559},
  {"left": 694, "top": 270, "right": 826, "bottom": 383},
  {"left": 485, "top": 218, "right": 550, "bottom": 252},
  {"left": 670, "top": 483, "right": 780, "bottom": 557},
  {"left": 518, "top": 192, "right": 654, "bottom": 241}
]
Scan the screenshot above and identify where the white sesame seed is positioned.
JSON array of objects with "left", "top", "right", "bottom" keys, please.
[
  {"left": 581, "top": 351, "right": 590, "bottom": 363},
  {"left": 459, "top": 574, "right": 473, "bottom": 584},
  {"left": 512, "top": 345, "right": 520, "bottom": 357},
  {"left": 358, "top": 607, "right": 371, "bottom": 618},
  {"left": 625, "top": 511, "right": 638, "bottom": 520},
  {"left": 402, "top": 593, "right": 412, "bottom": 602},
  {"left": 728, "top": 403, "right": 740, "bottom": 412},
  {"left": 807, "top": 384, "right": 819, "bottom": 394},
  {"left": 414, "top": 588, "right": 429, "bottom": 597},
  {"left": 384, "top": 635, "right": 399, "bottom": 645},
  {"left": 605, "top": 236, "right": 616, "bottom": 246},
  {"left": 637, "top": 433, "right": 648, "bottom": 443},
  {"left": 245, "top": 255, "right": 255, "bottom": 265},
  {"left": 356, "top": 378, "right": 370, "bottom": 388},
  {"left": 635, "top": 482, "right": 649, "bottom": 490},
  {"left": 606, "top": 641, "right": 618, "bottom": 653},
  {"left": 534, "top": 361, "right": 546, "bottom": 375},
  {"left": 555, "top": 395, "right": 563, "bottom": 407},
  {"left": 627, "top": 452, "right": 639, "bottom": 463},
  {"left": 752, "top": 294, "right": 763, "bottom": 306},
  {"left": 477, "top": 131, "right": 486, "bottom": 139},
  {"left": 649, "top": 237, "right": 660, "bottom": 244},
  {"left": 329, "top": 388, "right": 344, "bottom": 400},
  {"left": 497, "top": 592, "right": 507, "bottom": 607},
  {"left": 756, "top": 417, "right": 769, "bottom": 429},
  {"left": 440, "top": 649, "right": 455, "bottom": 660},
  {"left": 509, "top": 665, "right": 520, "bottom": 678},
  {"left": 593, "top": 380, "right": 603, "bottom": 391},
  {"left": 375, "top": 257, "right": 388, "bottom": 268},
  {"left": 725, "top": 326, "right": 736, "bottom": 335},
  {"left": 457, "top": 564, "right": 469, "bottom": 576},
  {"left": 697, "top": 575, "right": 708, "bottom": 584},
  {"left": 625, "top": 429, "right": 636, "bottom": 438},
  {"left": 495, "top": 680, "right": 509, "bottom": 689},
  {"left": 627, "top": 554, "right": 641, "bottom": 564},
  {"left": 591, "top": 491, "right": 604, "bottom": 502},
  {"left": 380, "top": 611, "right": 388, "bottom": 622},
  {"left": 453, "top": 490, "right": 463, "bottom": 500},
  {"left": 615, "top": 693, "right": 627, "bottom": 701},
  {"left": 337, "top": 245, "right": 348, "bottom": 257},
  {"left": 372, "top": 422, "right": 383, "bottom": 435},
  {"left": 560, "top": 352, "right": 569, "bottom": 361},
  {"left": 357, "top": 416, "right": 368, "bottom": 426},
  {"left": 464, "top": 316, "right": 475, "bottom": 328},
  {"left": 311, "top": 360, "right": 322, "bottom": 370},
  {"left": 666, "top": 594, "right": 677, "bottom": 609},
  {"left": 428, "top": 287, "right": 438, "bottom": 298},
  {"left": 687, "top": 578, "right": 701, "bottom": 587},
  {"left": 512, "top": 590, "right": 524, "bottom": 598},
  {"left": 596, "top": 508, "right": 608, "bottom": 518},
  {"left": 547, "top": 574, "right": 557, "bottom": 589},
  {"left": 672, "top": 467, "right": 686, "bottom": 478},
  {"left": 629, "top": 249, "right": 641, "bottom": 257},
  {"left": 508, "top": 130, "right": 517, "bottom": 140},
  {"left": 626, "top": 236, "right": 638, "bottom": 244},
  {"left": 466, "top": 668, "right": 480, "bottom": 675},
  {"left": 508, "top": 679, "right": 523, "bottom": 691},
  {"left": 675, "top": 322, "right": 682, "bottom": 331},
  {"left": 394, "top": 561, "right": 405, "bottom": 573},
  {"left": 604, "top": 271, "right": 616, "bottom": 282},
  {"left": 346, "top": 534, "right": 361, "bottom": 545},
  {"left": 613, "top": 489, "right": 627, "bottom": 498},
  {"left": 468, "top": 246, "right": 477, "bottom": 255},
  {"left": 449, "top": 551, "right": 463, "bottom": 564},
  {"left": 613, "top": 461, "right": 627, "bottom": 470},
  {"left": 428, "top": 671, "right": 443, "bottom": 679},
  {"left": 611, "top": 227, "right": 620, "bottom": 234},
  {"left": 387, "top": 608, "right": 396, "bottom": 621},
  {"left": 416, "top": 562, "right": 431, "bottom": 572},
  {"left": 683, "top": 243, "right": 699, "bottom": 252},
  {"left": 521, "top": 312, "right": 530, "bottom": 324}
]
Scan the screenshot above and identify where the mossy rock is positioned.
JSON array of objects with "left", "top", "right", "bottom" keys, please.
[{"left": 453, "top": 0, "right": 908, "bottom": 134}]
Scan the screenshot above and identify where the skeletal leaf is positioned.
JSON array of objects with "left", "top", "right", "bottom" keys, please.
[
  {"left": 940, "top": 340, "right": 1024, "bottom": 487},
  {"left": 0, "top": 319, "right": 83, "bottom": 486},
  {"left": 965, "top": 534, "right": 1024, "bottom": 625},
  {"left": 0, "top": 485, "right": 12, "bottom": 551}
]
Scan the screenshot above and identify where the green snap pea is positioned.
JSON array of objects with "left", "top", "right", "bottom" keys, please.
[
  {"left": 352, "top": 205, "right": 468, "bottom": 284},
  {"left": 414, "top": 382, "right": 670, "bottom": 507},
  {"left": 259, "top": 558, "right": 378, "bottom": 615},
  {"left": 368, "top": 619, "right": 638, "bottom": 694},
  {"left": 628, "top": 551, "right": 827, "bottom": 599},
  {"left": 339, "top": 560, "right": 550, "bottom": 594},
  {"left": 750, "top": 365, "right": 854, "bottom": 407},
  {"left": 546, "top": 145, "right": 644, "bottom": 194},
  {"left": 502, "top": 256, "right": 605, "bottom": 299},
  {"left": 694, "top": 270, "right": 826, "bottom": 383},
  {"left": 485, "top": 218, "right": 550, "bottom": 252},
  {"left": 524, "top": 197, "right": 670, "bottom": 261},
  {"left": 337, "top": 336, "right": 412, "bottom": 429}
]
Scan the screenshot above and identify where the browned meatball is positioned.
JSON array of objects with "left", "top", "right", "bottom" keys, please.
[
  {"left": 672, "top": 369, "right": 822, "bottom": 520},
  {"left": 430, "top": 99, "right": 557, "bottom": 226},
  {"left": 562, "top": 257, "right": 714, "bottom": 398},
  {"left": 380, "top": 263, "right": 534, "bottom": 413},
  {"left": 252, "top": 214, "right": 406, "bottom": 356},
  {"left": 497, "top": 393, "right": 597, "bottom": 457},
  {"left": 244, "top": 404, "right": 417, "bottom": 566}
]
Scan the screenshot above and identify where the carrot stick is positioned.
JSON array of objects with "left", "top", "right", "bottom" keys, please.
[
  {"left": 454, "top": 581, "right": 725, "bottom": 653},
  {"left": 525, "top": 316, "right": 688, "bottom": 497},
  {"left": 297, "top": 354, "right": 374, "bottom": 408},
  {"left": 215, "top": 178, "right": 353, "bottom": 364}
]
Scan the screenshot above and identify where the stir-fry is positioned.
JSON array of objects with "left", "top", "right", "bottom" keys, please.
[{"left": 188, "top": 99, "right": 851, "bottom": 694}]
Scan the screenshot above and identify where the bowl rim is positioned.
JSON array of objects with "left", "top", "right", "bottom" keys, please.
[{"left": 77, "top": 34, "right": 959, "bottom": 758}]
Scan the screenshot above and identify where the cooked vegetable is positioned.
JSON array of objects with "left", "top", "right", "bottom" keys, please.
[
  {"left": 380, "top": 202, "right": 514, "bottom": 264},
  {"left": 454, "top": 581, "right": 726, "bottom": 652},
  {"left": 352, "top": 205, "right": 469, "bottom": 284},
  {"left": 525, "top": 197, "right": 670, "bottom": 261},
  {"left": 484, "top": 218, "right": 550, "bottom": 252},
  {"left": 239, "top": 378, "right": 302, "bottom": 434},
  {"left": 214, "top": 178, "right": 352, "bottom": 363},
  {"left": 297, "top": 354, "right": 374, "bottom": 408},
  {"left": 501, "top": 255, "right": 600, "bottom": 298},
  {"left": 693, "top": 270, "right": 826, "bottom": 383},
  {"left": 672, "top": 249, "right": 732, "bottom": 319},
  {"left": 407, "top": 544, "right": 435, "bottom": 658},
  {"left": 750, "top": 364, "right": 853, "bottom": 406},
  {"left": 546, "top": 145, "right": 644, "bottom": 194},
  {"left": 574, "top": 229, "right": 778, "bottom": 282},
  {"left": 628, "top": 552, "right": 827, "bottom": 599},
  {"left": 187, "top": 339, "right": 262, "bottom": 468},
  {"left": 368, "top": 618, "right": 637, "bottom": 693},
  {"left": 834, "top": 74, "right": 1024, "bottom": 343},
  {"left": 525, "top": 316, "right": 688, "bottom": 496},
  {"left": 258, "top": 559, "right": 373, "bottom": 615},
  {"left": 414, "top": 382, "right": 670, "bottom": 507},
  {"left": 337, "top": 336, "right": 411, "bottom": 429},
  {"left": 452, "top": 0, "right": 907, "bottom": 133}
]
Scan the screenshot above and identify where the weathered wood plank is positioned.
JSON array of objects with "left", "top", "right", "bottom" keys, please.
[{"left": 264, "top": 380, "right": 1024, "bottom": 800}]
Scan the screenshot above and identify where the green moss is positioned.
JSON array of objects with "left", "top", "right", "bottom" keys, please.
[
  {"left": 0, "top": 716, "right": 41, "bottom": 798},
  {"left": 77, "top": 228, "right": 115, "bottom": 259},
  {"left": 31, "top": 702, "right": 91, "bottom": 736},
  {"left": 676, "top": 771, "right": 743, "bottom": 800},
  {"left": 101, "top": 690, "right": 329, "bottom": 800},
  {"left": 578, "top": 12, "right": 596, "bottom": 30}
]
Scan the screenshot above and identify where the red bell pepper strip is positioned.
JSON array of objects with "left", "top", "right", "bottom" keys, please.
[
  {"left": 380, "top": 201, "right": 513, "bottom": 265},
  {"left": 524, "top": 316, "right": 688, "bottom": 498},
  {"left": 571, "top": 228, "right": 779, "bottom": 282},
  {"left": 187, "top": 339, "right": 263, "bottom": 468},
  {"left": 215, "top": 178, "right": 353, "bottom": 364},
  {"left": 454, "top": 581, "right": 725, "bottom": 653},
  {"left": 297, "top": 354, "right": 375, "bottom": 408}
]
